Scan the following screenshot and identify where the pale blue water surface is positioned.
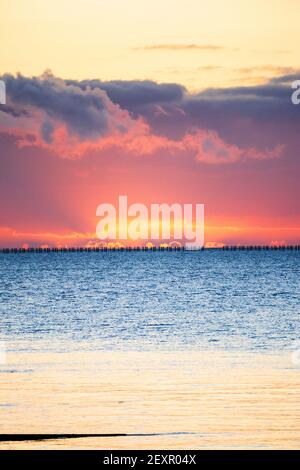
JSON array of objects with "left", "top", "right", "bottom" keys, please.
[{"left": 0, "top": 251, "right": 299, "bottom": 353}]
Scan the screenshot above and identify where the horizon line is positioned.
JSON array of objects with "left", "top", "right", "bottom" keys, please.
[{"left": 1, "top": 245, "right": 299, "bottom": 253}]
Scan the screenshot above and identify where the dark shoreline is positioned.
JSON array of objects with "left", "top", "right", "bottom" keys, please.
[{"left": 0, "top": 432, "right": 195, "bottom": 442}]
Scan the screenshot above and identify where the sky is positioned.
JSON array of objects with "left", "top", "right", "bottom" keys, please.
[{"left": 0, "top": 0, "right": 300, "bottom": 247}]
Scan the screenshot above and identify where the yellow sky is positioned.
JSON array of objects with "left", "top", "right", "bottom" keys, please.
[{"left": 1, "top": 0, "right": 299, "bottom": 90}]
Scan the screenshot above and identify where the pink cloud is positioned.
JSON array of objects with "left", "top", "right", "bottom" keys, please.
[{"left": 0, "top": 72, "right": 284, "bottom": 164}]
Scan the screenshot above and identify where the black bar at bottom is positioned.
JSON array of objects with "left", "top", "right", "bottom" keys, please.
[{"left": 0, "top": 450, "right": 299, "bottom": 468}]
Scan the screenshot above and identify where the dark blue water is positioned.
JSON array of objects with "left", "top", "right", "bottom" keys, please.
[{"left": 0, "top": 251, "right": 299, "bottom": 352}]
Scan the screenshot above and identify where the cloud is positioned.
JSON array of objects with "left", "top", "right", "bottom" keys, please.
[
  {"left": 186, "top": 130, "right": 283, "bottom": 164},
  {"left": 70, "top": 72, "right": 300, "bottom": 129},
  {"left": 236, "top": 66, "right": 298, "bottom": 76},
  {"left": 0, "top": 71, "right": 289, "bottom": 163},
  {"left": 197, "top": 65, "right": 223, "bottom": 71},
  {"left": 182, "top": 80, "right": 300, "bottom": 128},
  {"left": 1, "top": 72, "right": 149, "bottom": 157},
  {"left": 270, "top": 71, "right": 300, "bottom": 84},
  {"left": 133, "top": 44, "right": 224, "bottom": 51},
  {"left": 67, "top": 79, "right": 185, "bottom": 109},
  {"left": 2, "top": 71, "right": 138, "bottom": 141},
  {"left": 0, "top": 103, "right": 30, "bottom": 118}
]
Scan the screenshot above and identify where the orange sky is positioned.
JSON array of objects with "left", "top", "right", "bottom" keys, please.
[{"left": 0, "top": 1, "right": 300, "bottom": 247}]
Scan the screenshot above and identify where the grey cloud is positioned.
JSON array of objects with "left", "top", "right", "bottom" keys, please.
[
  {"left": 270, "top": 71, "right": 300, "bottom": 84},
  {"left": 0, "top": 103, "right": 30, "bottom": 118},
  {"left": 41, "top": 120, "right": 54, "bottom": 143},
  {"left": 1, "top": 71, "right": 300, "bottom": 153},
  {"left": 66, "top": 79, "right": 185, "bottom": 110},
  {"left": 3, "top": 73, "right": 110, "bottom": 140}
]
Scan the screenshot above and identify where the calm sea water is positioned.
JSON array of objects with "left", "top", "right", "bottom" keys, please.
[
  {"left": 1, "top": 251, "right": 299, "bottom": 353},
  {"left": 1, "top": 251, "right": 300, "bottom": 449}
]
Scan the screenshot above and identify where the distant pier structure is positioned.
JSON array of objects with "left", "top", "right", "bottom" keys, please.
[
  {"left": 0, "top": 245, "right": 299, "bottom": 253},
  {"left": 222, "top": 245, "right": 300, "bottom": 251}
]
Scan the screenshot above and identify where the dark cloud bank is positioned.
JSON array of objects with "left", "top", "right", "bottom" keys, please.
[{"left": 1, "top": 70, "right": 300, "bottom": 154}]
